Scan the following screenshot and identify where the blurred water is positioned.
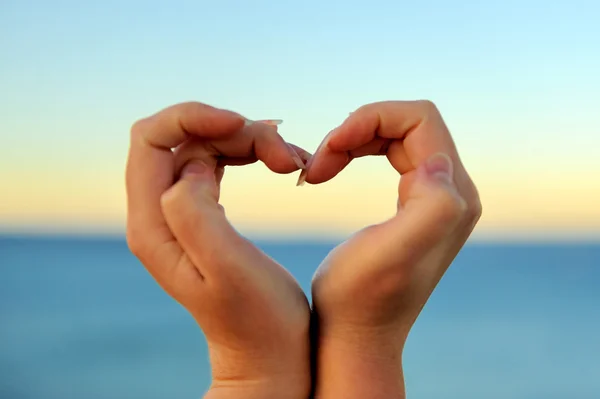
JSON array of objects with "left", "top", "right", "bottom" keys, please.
[{"left": 1, "top": 235, "right": 599, "bottom": 399}]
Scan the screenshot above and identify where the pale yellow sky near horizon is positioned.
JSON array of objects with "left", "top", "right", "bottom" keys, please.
[
  {"left": 2, "top": 96, "right": 599, "bottom": 240},
  {"left": 2, "top": 154, "right": 599, "bottom": 240}
]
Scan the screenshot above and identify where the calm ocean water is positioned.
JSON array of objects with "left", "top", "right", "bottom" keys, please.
[{"left": 1, "top": 235, "right": 599, "bottom": 399}]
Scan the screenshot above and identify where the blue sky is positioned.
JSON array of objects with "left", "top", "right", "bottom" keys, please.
[{"left": 1, "top": 0, "right": 599, "bottom": 237}]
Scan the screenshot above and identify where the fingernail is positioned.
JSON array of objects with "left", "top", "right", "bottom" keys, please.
[
  {"left": 305, "top": 128, "right": 334, "bottom": 171},
  {"left": 296, "top": 169, "right": 307, "bottom": 186},
  {"left": 245, "top": 118, "right": 283, "bottom": 127},
  {"left": 258, "top": 119, "right": 283, "bottom": 126},
  {"left": 424, "top": 153, "right": 454, "bottom": 184},
  {"left": 296, "top": 130, "right": 334, "bottom": 186},
  {"left": 181, "top": 161, "right": 209, "bottom": 179},
  {"left": 287, "top": 144, "right": 306, "bottom": 170}
]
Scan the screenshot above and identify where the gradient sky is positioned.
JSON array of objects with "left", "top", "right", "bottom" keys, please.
[{"left": 1, "top": 0, "right": 599, "bottom": 238}]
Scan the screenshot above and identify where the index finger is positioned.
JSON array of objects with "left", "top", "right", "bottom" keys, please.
[
  {"left": 125, "top": 102, "right": 244, "bottom": 268},
  {"left": 304, "top": 101, "right": 480, "bottom": 208},
  {"left": 305, "top": 100, "right": 461, "bottom": 182}
]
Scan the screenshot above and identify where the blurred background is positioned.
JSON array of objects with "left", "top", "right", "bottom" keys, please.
[{"left": 1, "top": 1, "right": 599, "bottom": 398}]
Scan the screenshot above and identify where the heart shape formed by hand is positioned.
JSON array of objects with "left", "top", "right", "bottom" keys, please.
[{"left": 125, "top": 100, "right": 481, "bottom": 397}]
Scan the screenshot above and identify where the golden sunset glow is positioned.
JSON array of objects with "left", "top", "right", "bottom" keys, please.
[{"left": 2, "top": 161, "right": 598, "bottom": 239}]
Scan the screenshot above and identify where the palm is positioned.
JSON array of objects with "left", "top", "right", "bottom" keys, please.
[
  {"left": 312, "top": 222, "right": 420, "bottom": 329},
  {"left": 189, "top": 240, "right": 310, "bottom": 352},
  {"left": 163, "top": 162, "right": 311, "bottom": 376}
]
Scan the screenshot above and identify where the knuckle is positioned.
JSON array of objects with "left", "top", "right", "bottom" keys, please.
[
  {"left": 126, "top": 226, "right": 148, "bottom": 261},
  {"left": 432, "top": 189, "right": 468, "bottom": 224},
  {"left": 416, "top": 99, "right": 440, "bottom": 115},
  {"left": 179, "top": 100, "right": 203, "bottom": 110},
  {"left": 355, "top": 103, "right": 371, "bottom": 113},
  {"left": 466, "top": 191, "right": 483, "bottom": 225},
  {"left": 461, "top": 179, "right": 483, "bottom": 226},
  {"left": 178, "top": 101, "right": 208, "bottom": 119},
  {"left": 349, "top": 101, "right": 374, "bottom": 116},
  {"left": 160, "top": 181, "right": 190, "bottom": 214},
  {"left": 129, "top": 117, "right": 149, "bottom": 142}
]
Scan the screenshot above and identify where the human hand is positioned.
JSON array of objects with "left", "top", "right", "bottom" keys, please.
[
  {"left": 304, "top": 101, "right": 482, "bottom": 398},
  {"left": 125, "top": 102, "right": 311, "bottom": 399}
]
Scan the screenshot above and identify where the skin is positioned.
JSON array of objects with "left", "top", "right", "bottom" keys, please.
[
  {"left": 125, "top": 102, "right": 312, "bottom": 399},
  {"left": 304, "top": 100, "right": 482, "bottom": 398},
  {"left": 125, "top": 100, "right": 481, "bottom": 399}
]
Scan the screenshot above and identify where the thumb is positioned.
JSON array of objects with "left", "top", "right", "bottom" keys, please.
[
  {"left": 404, "top": 152, "right": 463, "bottom": 208},
  {"left": 389, "top": 153, "right": 467, "bottom": 251},
  {"left": 176, "top": 160, "right": 220, "bottom": 202},
  {"left": 160, "top": 160, "right": 237, "bottom": 276}
]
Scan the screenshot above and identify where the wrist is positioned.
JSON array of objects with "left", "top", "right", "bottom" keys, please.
[
  {"left": 205, "top": 346, "right": 311, "bottom": 399},
  {"left": 313, "top": 322, "right": 408, "bottom": 399},
  {"left": 315, "top": 338, "right": 406, "bottom": 399},
  {"left": 205, "top": 375, "right": 310, "bottom": 399}
]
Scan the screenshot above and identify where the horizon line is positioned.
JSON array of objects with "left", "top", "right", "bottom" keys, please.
[{"left": 1, "top": 226, "right": 599, "bottom": 244}]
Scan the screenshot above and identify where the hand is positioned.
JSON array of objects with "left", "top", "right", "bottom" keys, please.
[
  {"left": 125, "top": 102, "right": 312, "bottom": 399},
  {"left": 304, "top": 101, "right": 482, "bottom": 398}
]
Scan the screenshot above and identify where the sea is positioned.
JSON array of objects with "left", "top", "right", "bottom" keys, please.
[{"left": 1, "top": 235, "right": 599, "bottom": 399}]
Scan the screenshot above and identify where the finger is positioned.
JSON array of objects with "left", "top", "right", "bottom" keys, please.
[
  {"left": 213, "top": 123, "right": 308, "bottom": 173},
  {"left": 215, "top": 165, "right": 225, "bottom": 196},
  {"left": 306, "top": 100, "right": 479, "bottom": 209},
  {"left": 397, "top": 153, "right": 466, "bottom": 240},
  {"left": 370, "top": 154, "right": 469, "bottom": 271},
  {"left": 125, "top": 102, "right": 244, "bottom": 273},
  {"left": 142, "top": 102, "right": 246, "bottom": 148},
  {"left": 160, "top": 161, "right": 238, "bottom": 280},
  {"left": 305, "top": 100, "right": 458, "bottom": 182},
  {"left": 350, "top": 138, "right": 413, "bottom": 175},
  {"left": 173, "top": 124, "right": 308, "bottom": 176},
  {"left": 297, "top": 138, "right": 394, "bottom": 185},
  {"left": 297, "top": 145, "right": 344, "bottom": 186},
  {"left": 213, "top": 143, "right": 312, "bottom": 168},
  {"left": 288, "top": 143, "right": 312, "bottom": 164}
]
